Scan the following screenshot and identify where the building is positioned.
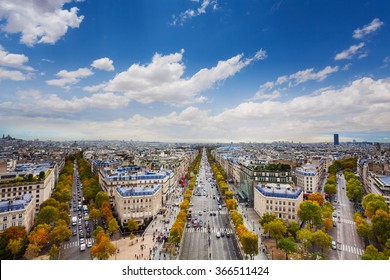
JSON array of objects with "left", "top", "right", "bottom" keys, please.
[
  {"left": 0, "top": 193, "right": 35, "bottom": 233},
  {"left": 334, "top": 134, "right": 339, "bottom": 145},
  {"left": 253, "top": 183, "right": 303, "bottom": 223},
  {"left": 368, "top": 174, "right": 390, "bottom": 207},
  {"left": 114, "top": 184, "right": 162, "bottom": 225},
  {"left": 0, "top": 168, "right": 56, "bottom": 215},
  {"left": 99, "top": 166, "right": 175, "bottom": 207},
  {"left": 295, "top": 163, "right": 323, "bottom": 194}
]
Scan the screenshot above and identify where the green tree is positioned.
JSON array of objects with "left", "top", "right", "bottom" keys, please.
[
  {"left": 278, "top": 237, "right": 297, "bottom": 260},
  {"left": 324, "top": 183, "right": 337, "bottom": 195},
  {"left": 93, "top": 226, "right": 104, "bottom": 237},
  {"left": 361, "top": 245, "right": 388, "bottom": 260},
  {"left": 296, "top": 228, "right": 313, "bottom": 258},
  {"left": 371, "top": 210, "right": 390, "bottom": 245},
  {"left": 311, "top": 230, "right": 332, "bottom": 253},
  {"left": 108, "top": 218, "right": 120, "bottom": 236},
  {"left": 36, "top": 205, "right": 59, "bottom": 225},
  {"left": 259, "top": 213, "right": 277, "bottom": 227},
  {"left": 263, "top": 219, "right": 287, "bottom": 245},
  {"left": 287, "top": 221, "right": 300, "bottom": 238},
  {"left": 95, "top": 191, "right": 110, "bottom": 209},
  {"left": 50, "top": 223, "right": 71, "bottom": 245},
  {"left": 89, "top": 208, "right": 101, "bottom": 224},
  {"left": 24, "top": 243, "right": 41, "bottom": 260},
  {"left": 48, "top": 244, "right": 60, "bottom": 260},
  {"left": 298, "top": 200, "right": 322, "bottom": 229},
  {"left": 362, "top": 194, "right": 389, "bottom": 219},
  {"left": 39, "top": 171, "right": 46, "bottom": 180},
  {"left": 127, "top": 218, "right": 139, "bottom": 236}
]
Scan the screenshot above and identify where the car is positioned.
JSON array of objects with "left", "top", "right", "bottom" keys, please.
[
  {"left": 221, "top": 232, "right": 225, "bottom": 237},
  {"left": 213, "top": 212, "right": 216, "bottom": 216},
  {"left": 72, "top": 230, "right": 77, "bottom": 236},
  {"left": 80, "top": 238, "right": 85, "bottom": 244},
  {"left": 87, "top": 241, "right": 92, "bottom": 248},
  {"left": 332, "top": 212, "right": 337, "bottom": 218},
  {"left": 331, "top": 241, "right": 337, "bottom": 250},
  {"left": 333, "top": 221, "right": 337, "bottom": 227},
  {"left": 186, "top": 223, "right": 191, "bottom": 228},
  {"left": 199, "top": 212, "right": 202, "bottom": 216},
  {"left": 78, "top": 225, "right": 82, "bottom": 230},
  {"left": 203, "top": 209, "right": 206, "bottom": 212},
  {"left": 226, "top": 232, "right": 230, "bottom": 238},
  {"left": 210, "top": 212, "right": 213, "bottom": 216},
  {"left": 216, "top": 232, "right": 221, "bottom": 238}
]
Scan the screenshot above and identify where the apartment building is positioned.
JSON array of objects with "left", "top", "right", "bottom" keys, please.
[
  {"left": 295, "top": 160, "right": 325, "bottom": 194},
  {"left": 0, "top": 193, "right": 35, "bottom": 233},
  {"left": 114, "top": 184, "right": 162, "bottom": 225},
  {"left": 253, "top": 183, "right": 303, "bottom": 223},
  {"left": 99, "top": 166, "right": 175, "bottom": 207}
]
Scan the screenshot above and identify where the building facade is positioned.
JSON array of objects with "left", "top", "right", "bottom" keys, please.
[
  {"left": 295, "top": 161, "right": 325, "bottom": 194},
  {"left": 253, "top": 183, "right": 303, "bottom": 223},
  {"left": 0, "top": 193, "right": 35, "bottom": 233},
  {"left": 114, "top": 184, "right": 162, "bottom": 225}
]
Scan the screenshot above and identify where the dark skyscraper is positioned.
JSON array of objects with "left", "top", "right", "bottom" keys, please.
[{"left": 334, "top": 134, "right": 339, "bottom": 145}]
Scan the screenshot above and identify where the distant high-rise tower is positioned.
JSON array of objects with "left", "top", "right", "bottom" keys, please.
[{"left": 334, "top": 134, "right": 339, "bottom": 145}]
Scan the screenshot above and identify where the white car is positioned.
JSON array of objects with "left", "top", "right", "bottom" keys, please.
[
  {"left": 87, "top": 241, "right": 92, "bottom": 248},
  {"left": 216, "top": 232, "right": 221, "bottom": 238},
  {"left": 331, "top": 241, "right": 337, "bottom": 250},
  {"left": 79, "top": 238, "right": 85, "bottom": 244}
]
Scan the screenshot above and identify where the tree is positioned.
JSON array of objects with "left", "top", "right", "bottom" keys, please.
[
  {"left": 180, "top": 200, "right": 189, "bottom": 210},
  {"left": 91, "top": 231, "right": 116, "bottom": 260},
  {"left": 371, "top": 210, "right": 390, "bottom": 245},
  {"left": 0, "top": 226, "right": 27, "bottom": 259},
  {"left": 95, "top": 191, "right": 110, "bottom": 209},
  {"left": 241, "top": 232, "right": 258, "bottom": 259},
  {"left": 308, "top": 192, "right": 324, "bottom": 206},
  {"left": 263, "top": 219, "right": 287, "bottom": 245},
  {"left": 296, "top": 228, "right": 313, "bottom": 258},
  {"left": 324, "top": 183, "right": 337, "bottom": 195},
  {"left": 24, "top": 243, "right": 41, "bottom": 260},
  {"left": 50, "top": 223, "right": 71, "bottom": 245},
  {"left": 362, "top": 194, "right": 389, "bottom": 219},
  {"left": 89, "top": 208, "right": 101, "bottom": 224},
  {"left": 361, "top": 245, "right": 388, "bottom": 260},
  {"left": 298, "top": 200, "right": 322, "bottom": 229},
  {"left": 259, "top": 213, "right": 277, "bottom": 227},
  {"left": 226, "top": 198, "right": 237, "bottom": 211},
  {"left": 36, "top": 205, "right": 59, "bottom": 225},
  {"left": 311, "top": 230, "right": 332, "bottom": 253},
  {"left": 287, "top": 221, "right": 300, "bottom": 238},
  {"left": 93, "top": 226, "right": 104, "bottom": 237},
  {"left": 6, "top": 238, "right": 23, "bottom": 260},
  {"left": 48, "top": 244, "right": 60, "bottom": 260},
  {"left": 278, "top": 237, "right": 297, "bottom": 260},
  {"left": 225, "top": 190, "right": 233, "bottom": 200},
  {"left": 28, "top": 224, "right": 51, "bottom": 247},
  {"left": 108, "top": 218, "right": 119, "bottom": 236},
  {"left": 39, "top": 171, "right": 46, "bottom": 180},
  {"left": 169, "top": 222, "right": 183, "bottom": 245},
  {"left": 127, "top": 218, "right": 139, "bottom": 236},
  {"left": 322, "top": 218, "right": 333, "bottom": 232},
  {"left": 346, "top": 181, "right": 363, "bottom": 203},
  {"left": 101, "top": 201, "right": 113, "bottom": 223}
]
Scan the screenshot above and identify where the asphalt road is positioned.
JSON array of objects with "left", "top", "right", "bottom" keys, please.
[{"left": 180, "top": 149, "right": 242, "bottom": 260}]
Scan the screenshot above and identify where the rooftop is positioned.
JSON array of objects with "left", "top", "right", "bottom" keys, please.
[
  {"left": 116, "top": 184, "right": 161, "bottom": 197},
  {"left": 0, "top": 194, "right": 33, "bottom": 213},
  {"left": 255, "top": 183, "right": 302, "bottom": 199}
]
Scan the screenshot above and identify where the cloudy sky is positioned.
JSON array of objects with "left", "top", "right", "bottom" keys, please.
[{"left": 0, "top": 0, "right": 389, "bottom": 143}]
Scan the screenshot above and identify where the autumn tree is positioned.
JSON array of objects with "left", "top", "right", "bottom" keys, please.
[
  {"left": 50, "top": 223, "right": 71, "bottom": 245},
  {"left": 24, "top": 243, "right": 41, "bottom": 260},
  {"left": 28, "top": 224, "right": 51, "bottom": 248},
  {"left": 89, "top": 208, "right": 101, "bottom": 224},
  {"left": 226, "top": 198, "right": 237, "bottom": 211},
  {"left": 108, "top": 218, "right": 120, "bottom": 236},
  {"left": 296, "top": 228, "right": 313, "bottom": 258},
  {"left": 241, "top": 231, "right": 258, "bottom": 259},
  {"left": 180, "top": 200, "right": 189, "bottom": 210},
  {"left": 287, "top": 221, "right": 300, "bottom": 238},
  {"left": 308, "top": 192, "right": 324, "bottom": 206},
  {"left": 371, "top": 209, "right": 390, "bottom": 245},
  {"left": 225, "top": 190, "right": 233, "bottom": 200},
  {"left": 0, "top": 226, "right": 27, "bottom": 259},
  {"left": 91, "top": 231, "right": 116, "bottom": 260},
  {"left": 48, "top": 244, "right": 60, "bottom": 260},
  {"left": 93, "top": 226, "right": 104, "bottom": 237},
  {"left": 362, "top": 194, "right": 389, "bottom": 219},
  {"left": 127, "top": 218, "right": 139, "bottom": 238},
  {"left": 95, "top": 191, "right": 110, "bottom": 209},
  {"left": 101, "top": 201, "right": 113, "bottom": 223},
  {"left": 278, "top": 237, "right": 297, "bottom": 260}
]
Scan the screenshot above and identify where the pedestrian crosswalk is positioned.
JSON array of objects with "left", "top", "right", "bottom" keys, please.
[
  {"left": 185, "top": 227, "right": 233, "bottom": 234},
  {"left": 62, "top": 238, "right": 95, "bottom": 250},
  {"left": 339, "top": 218, "right": 355, "bottom": 225},
  {"left": 341, "top": 244, "right": 364, "bottom": 256}
]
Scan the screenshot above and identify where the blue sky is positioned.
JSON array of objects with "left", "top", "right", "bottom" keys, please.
[{"left": 0, "top": 0, "right": 389, "bottom": 143}]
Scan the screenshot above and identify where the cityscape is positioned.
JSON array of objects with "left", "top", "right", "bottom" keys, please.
[
  {"left": 0, "top": 0, "right": 390, "bottom": 262},
  {"left": 0, "top": 134, "right": 389, "bottom": 260}
]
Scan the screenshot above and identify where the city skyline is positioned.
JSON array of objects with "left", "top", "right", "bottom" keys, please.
[{"left": 0, "top": 1, "right": 390, "bottom": 143}]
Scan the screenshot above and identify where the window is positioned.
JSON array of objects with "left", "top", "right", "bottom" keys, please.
[
  {"left": 12, "top": 222, "right": 16, "bottom": 227},
  {"left": 3, "top": 216, "right": 7, "bottom": 221},
  {"left": 12, "top": 215, "right": 16, "bottom": 220},
  {"left": 18, "top": 221, "right": 22, "bottom": 226},
  {"left": 2, "top": 224, "right": 7, "bottom": 230},
  {"left": 19, "top": 214, "right": 22, "bottom": 218}
]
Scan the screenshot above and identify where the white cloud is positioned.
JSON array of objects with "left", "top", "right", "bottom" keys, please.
[
  {"left": 334, "top": 42, "right": 365, "bottom": 60},
  {"left": 253, "top": 65, "right": 339, "bottom": 100},
  {"left": 171, "top": 0, "right": 218, "bottom": 26},
  {"left": 2, "top": 76, "right": 388, "bottom": 143},
  {"left": 353, "top": 18, "right": 384, "bottom": 39},
  {"left": 0, "top": 0, "right": 84, "bottom": 46},
  {"left": 103, "top": 49, "right": 264, "bottom": 105},
  {"left": 46, "top": 67, "right": 94, "bottom": 89},
  {"left": 0, "top": 67, "right": 30, "bottom": 81},
  {"left": 91, "top": 57, "right": 115, "bottom": 71},
  {"left": 0, "top": 45, "right": 34, "bottom": 71}
]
